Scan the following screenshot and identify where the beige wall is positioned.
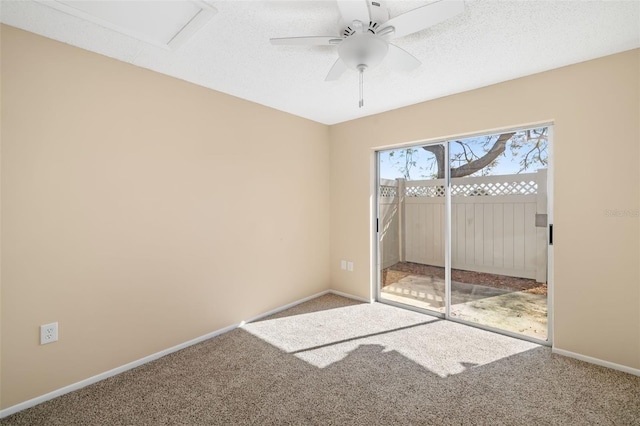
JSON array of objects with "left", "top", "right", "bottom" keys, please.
[
  {"left": 0, "top": 25, "right": 330, "bottom": 409},
  {"left": 330, "top": 49, "right": 640, "bottom": 369}
]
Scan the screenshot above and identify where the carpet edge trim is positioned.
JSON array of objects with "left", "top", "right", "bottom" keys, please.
[
  {"left": 0, "top": 289, "right": 332, "bottom": 419},
  {"left": 552, "top": 347, "right": 640, "bottom": 376}
]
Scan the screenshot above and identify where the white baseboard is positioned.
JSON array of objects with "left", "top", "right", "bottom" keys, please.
[
  {"left": 552, "top": 347, "right": 640, "bottom": 376},
  {"left": 241, "top": 289, "right": 371, "bottom": 325},
  {"left": 6, "top": 290, "right": 636, "bottom": 419},
  {"left": 0, "top": 322, "right": 239, "bottom": 419},
  {"left": 242, "top": 290, "right": 330, "bottom": 324},
  {"left": 0, "top": 289, "right": 334, "bottom": 419},
  {"left": 327, "top": 289, "right": 373, "bottom": 303}
]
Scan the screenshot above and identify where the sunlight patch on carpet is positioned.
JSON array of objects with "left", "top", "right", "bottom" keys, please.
[{"left": 241, "top": 302, "right": 539, "bottom": 377}]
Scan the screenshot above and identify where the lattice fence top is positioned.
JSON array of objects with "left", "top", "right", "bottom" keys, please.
[
  {"left": 378, "top": 173, "right": 546, "bottom": 197},
  {"left": 380, "top": 179, "right": 538, "bottom": 197},
  {"left": 405, "top": 185, "right": 446, "bottom": 197},
  {"left": 380, "top": 185, "right": 398, "bottom": 197},
  {"left": 451, "top": 180, "right": 537, "bottom": 196}
]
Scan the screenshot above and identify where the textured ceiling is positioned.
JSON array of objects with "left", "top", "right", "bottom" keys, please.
[{"left": 1, "top": 0, "right": 639, "bottom": 125}]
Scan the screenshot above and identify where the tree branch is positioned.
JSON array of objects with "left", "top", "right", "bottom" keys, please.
[
  {"left": 450, "top": 132, "right": 515, "bottom": 178},
  {"left": 422, "top": 132, "right": 516, "bottom": 178}
]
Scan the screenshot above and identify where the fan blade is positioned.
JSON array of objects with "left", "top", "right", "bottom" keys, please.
[
  {"left": 336, "top": 0, "right": 370, "bottom": 27},
  {"left": 387, "top": 44, "right": 421, "bottom": 72},
  {"left": 325, "top": 58, "right": 348, "bottom": 81},
  {"left": 270, "top": 36, "right": 341, "bottom": 46},
  {"left": 380, "top": 0, "right": 464, "bottom": 39}
]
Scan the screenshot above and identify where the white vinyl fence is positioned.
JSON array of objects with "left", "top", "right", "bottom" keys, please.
[{"left": 379, "top": 170, "right": 547, "bottom": 282}]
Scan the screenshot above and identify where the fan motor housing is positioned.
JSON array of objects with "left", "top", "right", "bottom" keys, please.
[{"left": 341, "top": 1, "right": 390, "bottom": 37}]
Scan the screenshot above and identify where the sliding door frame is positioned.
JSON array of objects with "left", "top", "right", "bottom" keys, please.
[{"left": 375, "top": 123, "right": 553, "bottom": 346}]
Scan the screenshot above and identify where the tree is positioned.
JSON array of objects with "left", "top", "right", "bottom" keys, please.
[
  {"left": 384, "top": 127, "right": 548, "bottom": 179},
  {"left": 424, "top": 132, "right": 514, "bottom": 178}
]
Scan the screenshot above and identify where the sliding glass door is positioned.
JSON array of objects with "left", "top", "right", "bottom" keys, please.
[
  {"left": 376, "top": 127, "right": 551, "bottom": 343},
  {"left": 378, "top": 143, "right": 447, "bottom": 314}
]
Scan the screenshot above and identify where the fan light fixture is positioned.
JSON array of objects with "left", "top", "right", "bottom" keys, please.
[
  {"left": 338, "top": 31, "right": 388, "bottom": 70},
  {"left": 338, "top": 28, "right": 388, "bottom": 107},
  {"left": 270, "top": 0, "right": 465, "bottom": 108}
]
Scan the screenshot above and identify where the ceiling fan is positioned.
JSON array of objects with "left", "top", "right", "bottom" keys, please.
[{"left": 270, "top": 0, "right": 465, "bottom": 107}]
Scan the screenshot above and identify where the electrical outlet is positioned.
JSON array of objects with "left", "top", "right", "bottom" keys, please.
[
  {"left": 347, "top": 261, "right": 354, "bottom": 272},
  {"left": 340, "top": 260, "right": 347, "bottom": 270},
  {"left": 40, "top": 322, "right": 58, "bottom": 345}
]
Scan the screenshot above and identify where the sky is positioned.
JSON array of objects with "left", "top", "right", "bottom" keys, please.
[{"left": 379, "top": 129, "right": 548, "bottom": 181}]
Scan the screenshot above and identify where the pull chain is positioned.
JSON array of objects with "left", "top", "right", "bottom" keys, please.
[{"left": 358, "top": 64, "right": 366, "bottom": 108}]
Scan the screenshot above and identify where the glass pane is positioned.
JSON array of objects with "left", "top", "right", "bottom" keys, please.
[
  {"left": 378, "top": 144, "right": 446, "bottom": 313},
  {"left": 449, "top": 128, "right": 549, "bottom": 340}
]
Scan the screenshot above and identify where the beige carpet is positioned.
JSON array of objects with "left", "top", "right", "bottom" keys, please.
[{"left": 2, "top": 294, "right": 639, "bottom": 425}]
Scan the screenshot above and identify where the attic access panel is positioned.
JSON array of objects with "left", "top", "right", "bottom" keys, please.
[{"left": 37, "top": 1, "right": 217, "bottom": 50}]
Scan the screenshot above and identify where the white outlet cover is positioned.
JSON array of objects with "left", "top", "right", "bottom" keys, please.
[
  {"left": 340, "top": 260, "right": 347, "bottom": 270},
  {"left": 40, "top": 322, "right": 59, "bottom": 345},
  {"left": 347, "top": 262, "right": 354, "bottom": 272}
]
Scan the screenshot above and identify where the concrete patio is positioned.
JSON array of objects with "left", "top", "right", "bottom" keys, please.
[{"left": 381, "top": 274, "right": 547, "bottom": 340}]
